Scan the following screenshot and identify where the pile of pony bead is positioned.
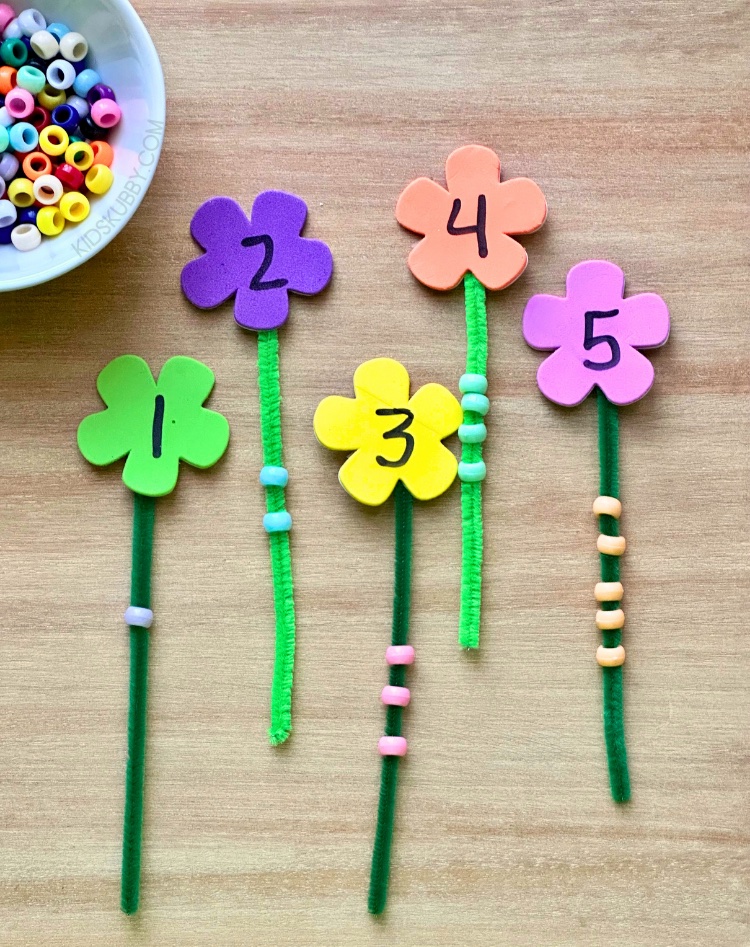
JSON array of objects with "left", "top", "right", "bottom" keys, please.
[{"left": 0, "top": 5, "right": 120, "bottom": 251}]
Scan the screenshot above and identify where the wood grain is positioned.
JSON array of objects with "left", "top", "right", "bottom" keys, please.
[{"left": 0, "top": 1, "right": 747, "bottom": 944}]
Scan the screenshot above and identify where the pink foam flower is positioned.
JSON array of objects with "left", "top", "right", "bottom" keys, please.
[{"left": 523, "top": 260, "right": 670, "bottom": 406}]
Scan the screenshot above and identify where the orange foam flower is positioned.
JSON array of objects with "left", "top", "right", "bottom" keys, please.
[{"left": 395, "top": 145, "right": 547, "bottom": 291}]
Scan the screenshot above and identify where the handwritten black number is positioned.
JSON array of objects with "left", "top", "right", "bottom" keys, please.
[
  {"left": 152, "top": 394, "right": 165, "bottom": 459},
  {"left": 375, "top": 408, "right": 415, "bottom": 468},
  {"left": 447, "top": 195, "right": 488, "bottom": 258},
  {"left": 583, "top": 310, "right": 621, "bottom": 371},
  {"left": 241, "top": 234, "right": 289, "bottom": 291}
]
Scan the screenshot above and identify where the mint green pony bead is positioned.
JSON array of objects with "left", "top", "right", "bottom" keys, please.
[
  {"left": 16, "top": 65, "right": 45, "bottom": 95},
  {"left": 459, "top": 373, "right": 488, "bottom": 394},
  {"left": 461, "top": 393, "right": 490, "bottom": 416},
  {"left": 458, "top": 460, "right": 487, "bottom": 482},
  {"left": 458, "top": 422, "right": 487, "bottom": 444}
]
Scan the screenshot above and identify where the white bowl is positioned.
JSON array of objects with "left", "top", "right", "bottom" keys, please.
[{"left": 0, "top": 0, "right": 165, "bottom": 291}]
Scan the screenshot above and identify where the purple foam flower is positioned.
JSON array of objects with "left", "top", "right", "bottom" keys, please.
[
  {"left": 523, "top": 260, "right": 670, "bottom": 406},
  {"left": 181, "top": 191, "right": 334, "bottom": 331}
]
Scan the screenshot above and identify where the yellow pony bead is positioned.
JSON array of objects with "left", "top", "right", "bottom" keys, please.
[
  {"left": 65, "top": 141, "right": 94, "bottom": 171},
  {"left": 59, "top": 191, "right": 90, "bottom": 223},
  {"left": 85, "top": 163, "right": 114, "bottom": 195},
  {"left": 8, "top": 177, "right": 34, "bottom": 208},
  {"left": 314, "top": 357, "right": 463, "bottom": 506},
  {"left": 37, "top": 206, "right": 66, "bottom": 236},
  {"left": 37, "top": 85, "right": 66, "bottom": 110},
  {"left": 39, "top": 125, "right": 69, "bottom": 157}
]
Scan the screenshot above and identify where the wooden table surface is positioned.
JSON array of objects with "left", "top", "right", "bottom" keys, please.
[{"left": 0, "top": 1, "right": 747, "bottom": 944}]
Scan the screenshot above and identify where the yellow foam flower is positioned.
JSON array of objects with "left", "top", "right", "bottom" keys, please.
[{"left": 314, "top": 358, "right": 462, "bottom": 505}]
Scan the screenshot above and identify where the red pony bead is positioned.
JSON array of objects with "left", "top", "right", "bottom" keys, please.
[
  {"left": 28, "top": 104, "right": 50, "bottom": 130},
  {"left": 55, "top": 162, "right": 84, "bottom": 190}
]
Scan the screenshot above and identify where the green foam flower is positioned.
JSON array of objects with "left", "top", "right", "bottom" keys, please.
[{"left": 78, "top": 355, "right": 230, "bottom": 497}]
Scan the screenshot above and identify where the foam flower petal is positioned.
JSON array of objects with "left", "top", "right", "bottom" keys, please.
[
  {"left": 401, "top": 439, "right": 458, "bottom": 502},
  {"left": 353, "top": 358, "right": 411, "bottom": 409},
  {"left": 469, "top": 230, "right": 529, "bottom": 291},
  {"left": 234, "top": 284, "right": 290, "bottom": 331},
  {"left": 598, "top": 346, "right": 656, "bottom": 405},
  {"left": 522, "top": 293, "right": 571, "bottom": 349},
  {"left": 338, "top": 447, "right": 400, "bottom": 506},
  {"left": 395, "top": 177, "right": 453, "bottom": 236},
  {"left": 566, "top": 260, "right": 625, "bottom": 308},
  {"left": 409, "top": 383, "right": 464, "bottom": 440},
  {"left": 314, "top": 395, "right": 368, "bottom": 451},
  {"left": 536, "top": 346, "right": 596, "bottom": 407},
  {"left": 494, "top": 177, "right": 548, "bottom": 234},
  {"left": 618, "top": 293, "right": 671, "bottom": 348},
  {"left": 123, "top": 446, "right": 180, "bottom": 497},
  {"left": 407, "top": 235, "right": 469, "bottom": 291},
  {"left": 178, "top": 408, "right": 231, "bottom": 469}
]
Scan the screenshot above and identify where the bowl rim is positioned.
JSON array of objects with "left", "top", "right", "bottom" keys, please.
[{"left": 0, "top": 0, "right": 166, "bottom": 293}]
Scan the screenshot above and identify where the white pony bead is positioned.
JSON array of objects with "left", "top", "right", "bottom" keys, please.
[
  {"left": 125, "top": 607, "right": 154, "bottom": 629},
  {"left": 11, "top": 223, "right": 41, "bottom": 251}
]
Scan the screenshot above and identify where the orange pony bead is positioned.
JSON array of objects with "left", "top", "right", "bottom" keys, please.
[
  {"left": 22, "top": 151, "right": 52, "bottom": 181},
  {"left": 0, "top": 65, "right": 17, "bottom": 95},
  {"left": 90, "top": 140, "right": 114, "bottom": 167},
  {"left": 396, "top": 144, "right": 547, "bottom": 291}
]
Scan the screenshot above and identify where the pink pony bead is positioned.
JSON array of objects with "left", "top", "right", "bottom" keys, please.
[
  {"left": 6, "top": 87, "right": 34, "bottom": 119},
  {"left": 91, "top": 97, "right": 121, "bottom": 129},
  {"left": 381, "top": 685, "right": 411, "bottom": 707},
  {"left": 385, "top": 644, "right": 415, "bottom": 665},
  {"left": 0, "top": 5, "right": 14, "bottom": 33},
  {"left": 378, "top": 736, "right": 407, "bottom": 757}
]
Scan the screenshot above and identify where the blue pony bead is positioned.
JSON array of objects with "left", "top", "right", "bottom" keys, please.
[{"left": 263, "top": 511, "right": 292, "bottom": 533}]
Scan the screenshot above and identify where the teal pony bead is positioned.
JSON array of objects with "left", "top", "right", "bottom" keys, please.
[
  {"left": 461, "top": 393, "right": 490, "bottom": 416},
  {"left": 263, "top": 511, "right": 292, "bottom": 533},
  {"left": 458, "top": 460, "right": 487, "bottom": 482},
  {"left": 458, "top": 422, "right": 487, "bottom": 444},
  {"left": 259, "top": 465, "right": 289, "bottom": 488},
  {"left": 1, "top": 37, "right": 27, "bottom": 68},
  {"left": 459, "top": 373, "right": 488, "bottom": 394},
  {"left": 16, "top": 65, "right": 45, "bottom": 95}
]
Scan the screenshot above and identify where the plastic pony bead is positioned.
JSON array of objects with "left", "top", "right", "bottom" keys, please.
[
  {"left": 72, "top": 67, "right": 99, "bottom": 97},
  {"left": 596, "top": 645, "right": 626, "bottom": 668},
  {"left": 7, "top": 177, "right": 33, "bottom": 206},
  {"left": 385, "top": 645, "right": 415, "bottom": 665},
  {"left": 55, "top": 161, "right": 84, "bottom": 190},
  {"left": 597, "top": 534, "right": 626, "bottom": 556},
  {"left": 85, "top": 163, "right": 113, "bottom": 194},
  {"left": 46, "top": 58, "right": 75, "bottom": 90},
  {"left": 59, "top": 31, "right": 88, "bottom": 62},
  {"left": 36, "top": 205, "right": 64, "bottom": 236},
  {"left": 9, "top": 120, "right": 37, "bottom": 151},
  {"left": 10, "top": 221, "right": 41, "bottom": 251},
  {"left": 91, "top": 97, "right": 121, "bottom": 129},
  {"left": 125, "top": 606, "right": 154, "bottom": 629},
  {"left": 17, "top": 9, "right": 46, "bottom": 37},
  {"left": 29, "top": 29, "right": 58, "bottom": 60},
  {"left": 90, "top": 139, "right": 113, "bottom": 166},
  {"left": 32, "top": 173, "right": 63, "bottom": 205},
  {"left": 59, "top": 190, "right": 89, "bottom": 223},
  {"left": 593, "top": 495, "right": 622, "bottom": 518},
  {"left": 22, "top": 150, "right": 51, "bottom": 180},
  {"left": 5, "top": 85, "right": 34, "bottom": 118},
  {"left": 378, "top": 736, "right": 407, "bottom": 757},
  {"left": 263, "top": 511, "right": 292, "bottom": 533},
  {"left": 39, "top": 123, "right": 68, "bottom": 155}
]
